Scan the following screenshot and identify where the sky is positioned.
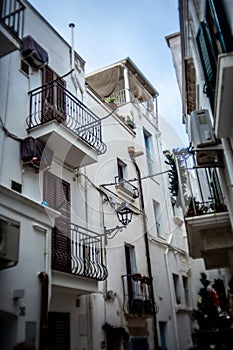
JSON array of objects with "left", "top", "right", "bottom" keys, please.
[{"left": 28, "top": 0, "right": 188, "bottom": 148}]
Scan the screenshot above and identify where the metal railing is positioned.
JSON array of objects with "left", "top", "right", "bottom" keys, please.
[
  {"left": 174, "top": 151, "right": 228, "bottom": 217},
  {"left": 115, "top": 176, "right": 139, "bottom": 199},
  {"left": 52, "top": 223, "right": 108, "bottom": 281},
  {"left": 108, "top": 89, "right": 158, "bottom": 127},
  {"left": 27, "top": 80, "right": 107, "bottom": 155},
  {"left": 0, "top": 0, "right": 25, "bottom": 40},
  {"left": 122, "top": 273, "right": 153, "bottom": 316},
  {"left": 109, "top": 89, "right": 127, "bottom": 106}
]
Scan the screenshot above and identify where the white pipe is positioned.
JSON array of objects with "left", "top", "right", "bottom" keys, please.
[
  {"left": 164, "top": 234, "right": 180, "bottom": 350},
  {"left": 69, "top": 23, "right": 84, "bottom": 99}
]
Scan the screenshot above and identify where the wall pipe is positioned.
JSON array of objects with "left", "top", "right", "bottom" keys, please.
[
  {"left": 38, "top": 271, "right": 49, "bottom": 350},
  {"left": 128, "top": 147, "right": 160, "bottom": 349},
  {"left": 69, "top": 23, "right": 84, "bottom": 100}
]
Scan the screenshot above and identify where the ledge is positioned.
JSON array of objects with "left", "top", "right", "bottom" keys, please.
[{"left": 0, "top": 184, "right": 60, "bottom": 227}]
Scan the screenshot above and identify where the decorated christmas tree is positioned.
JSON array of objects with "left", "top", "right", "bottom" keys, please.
[{"left": 192, "top": 273, "right": 233, "bottom": 349}]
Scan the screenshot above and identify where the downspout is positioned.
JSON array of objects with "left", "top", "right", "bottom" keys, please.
[
  {"left": 69, "top": 23, "right": 84, "bottom": 101},
  {"left": 38, "top": 271, "right": 49, "bottom": 350},
  {"left": 128, "top": 149, "right": 159, "bottom": 349},
  {"left": 164, "top": 240, "right": 180, "bottom": 350}
]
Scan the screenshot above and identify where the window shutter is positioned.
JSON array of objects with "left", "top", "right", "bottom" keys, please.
[
  {"left": 44, "top": 172, "right": 71, "bottom": 273},
  {"left": 196, "top": 22, "right": 216, "bottom": 111},
  {"left": 42, "top": 67, "right": 66, "bottom": 123},
  {"left": 207, "top": 0, "right": 227, "bottom": 53}
]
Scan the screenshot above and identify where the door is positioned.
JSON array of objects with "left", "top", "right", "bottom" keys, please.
[
  {"left": 131, "top": 337, "right": 149, "bottom": 350},
  {"left": 42, "top": 66, "right": 66, "bottom": 123},
  {"left": 48, "top": 312, "right": 70, "bottom": 350},
  {"left": 125, "top": 244, "right": 140, "bottom": 313},
  {"left": 44, "top": 172, "right": 71, "bottom": 272}
]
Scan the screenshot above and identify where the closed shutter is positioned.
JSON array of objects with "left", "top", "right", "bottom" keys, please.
[
  {"left": 48, "top": 312, "right": 70, "bottom": 350},
  {"left": 42, "top": 67, "right": 66, "bottom": 123},
  {"left": 196, "top": 22, "right": 216, "bottom": 111},
  {"left": 44, "top": 172, "right": 71, "bottom": 273}
]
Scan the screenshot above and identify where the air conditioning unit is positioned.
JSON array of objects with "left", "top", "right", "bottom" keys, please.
[
  {"left": 21, "top": 137, "right": 53, "bottom": 172},
  {"left": 22, "top": 36, "right": 48, "bottom": 69},
  {"left": 0, "top": 217, "right": 20, "bottom": 269},
  {"left": 187, "top": 109, "right": 217, "bottom": 148}
]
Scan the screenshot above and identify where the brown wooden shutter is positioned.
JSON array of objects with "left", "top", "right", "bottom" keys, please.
[
  {"left": 44, "top": 172, "right": 71, "bottom": 273},
  {"left": 42, "top": 67, "right": 66, "bottom": 123}
]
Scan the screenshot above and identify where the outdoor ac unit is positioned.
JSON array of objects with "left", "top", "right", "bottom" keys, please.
[
  {"left": 187, "top": 109, "right": 217, "bottom": 148},
  {"left": 0, "top": 217, "right": 20, "bottom": 269}
]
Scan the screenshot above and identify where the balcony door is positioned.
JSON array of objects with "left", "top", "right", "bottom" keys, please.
[
  {"left": 44, "top": 172, "right": 71, "bottom": 273},
  {"left": 42, "top": 66, "right": 66, "bottom": 123},
  {"left": 125, "top": 244, "right": 138, "bottom": 313},
  {"left": 48, "top": 312, "right": 70, "bottom": 350}
]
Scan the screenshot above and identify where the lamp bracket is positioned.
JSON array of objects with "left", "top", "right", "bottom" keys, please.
[{"left": 104, "top": 225, "right": 126, "bottom": 237}]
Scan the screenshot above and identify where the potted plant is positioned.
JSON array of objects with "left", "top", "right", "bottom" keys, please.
[
  {"left": 125, "top": 110, "right": 136, "bottom": 129},
  {"left": 105, "top": 96, "right": 117, "bottom": 109},
  {"left": 187, "top": 197, "right": 202, "bottom": 216}
]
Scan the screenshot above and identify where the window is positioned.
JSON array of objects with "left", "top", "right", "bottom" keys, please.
[
  {"left": 20, "top": 60, "right": 29, "bottom": 75},
  {"left": 172, "top": 273, "right": 181, "bottom": 304},
  {"left": 143, "top": 129, "right": 153, "bottom": 175},
  {"left": 153, "top": 200, "right": 164, "bottom": 238},
  {"left": 196, "top": 0, "right": 232, "bottom": 111},
  {"left": 159, "top": 322, "right": 168, "bottom": 350},
  {"left": 182, "top": 276, "right": 190, "bottom": 306},
  {"left": 125, "top": 244, "right": 137, "bottom": 274},
  {"left": 117, "top": 158, "right": 127, "bottom": 180}
]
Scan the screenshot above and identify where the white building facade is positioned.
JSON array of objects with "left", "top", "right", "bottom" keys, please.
[
  {"left": 166, "top": 0, "right": 233, "bottom": 271},
  {"left": 0, "top": 1, "right": 227, "bottom": 350}
]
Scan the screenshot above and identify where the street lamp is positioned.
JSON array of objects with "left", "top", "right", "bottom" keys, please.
[
  {"left": 116, "top": 202, "right": 133, "bottom": 226},
  {"left": 104, "top": 202, "right": 133, "bottom": 238}
]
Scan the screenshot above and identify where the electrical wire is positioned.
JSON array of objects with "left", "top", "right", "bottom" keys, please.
[
  {"left": 0, "top": 116, "right": 23, "bottom": 142},
  {"left": 100, "top": 169, "right": 170, "bottom": 188}
]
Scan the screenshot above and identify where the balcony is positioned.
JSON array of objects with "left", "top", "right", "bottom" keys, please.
[
  {"left": 0, "top": 0, "right": 25, "bottom": 57},
  {"left": 27, "top": 81, "right": 107, "bottom": 168},
  {"left": 52, "top": 223, "right": 108, "bottom": 282},
  {"left": 86, "top": 58, "right": 159, "bottom": 128},
  {"left": 175, "top": 151, "right": 233, "bottom": 269},
  {"left": 122, "top": 273, "right": 153, "bottom": 318},
  {"left": 115, "top": 176, "right": 139, "bottom": 200},
  {"left": 214, "top": 53, "right": 233, "bottom": 138}
]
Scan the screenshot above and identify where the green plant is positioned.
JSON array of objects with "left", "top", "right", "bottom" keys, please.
[
  {"left": 125, "top": 110, "right": 136, "bottom": 129},
  {"left": 105, "top": 96, "right": 116, "bottom": 103}
]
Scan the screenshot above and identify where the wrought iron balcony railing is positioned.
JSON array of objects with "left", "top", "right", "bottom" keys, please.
[
  {"left": 122, "top": 273, "right": 153, "bottom": 316},
  {"left": 174, "top": 151, "right": 228, "bottom": 217},
  {"left": 52, "top": 223, "right": 108, "bottom": 281},
  {"left": 0, "top": 0, "right": 25, "bottom": 40},
  {"left": 115, "top": 176, "right": 139, "bottom": 199},
  {"left": 27, "top": 80, "right": 107, "bottom": 155}
]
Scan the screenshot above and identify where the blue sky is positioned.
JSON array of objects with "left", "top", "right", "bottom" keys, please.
[{"left": 28, "top": 0, "right": 187, "bottom": 147}]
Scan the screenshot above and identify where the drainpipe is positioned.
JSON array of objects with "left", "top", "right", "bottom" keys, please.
[
  {"left": 128, "top": 147, "right": 160, "bottom": 350},
  {"left": 38, "top": 271, "right": 49, "bottom": 350},
  {"left": 164, "top": 241, "right": 180, "bottom": 350},
  {"left": 69, "top": 23, "right": 84, "bottom": 101}
]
